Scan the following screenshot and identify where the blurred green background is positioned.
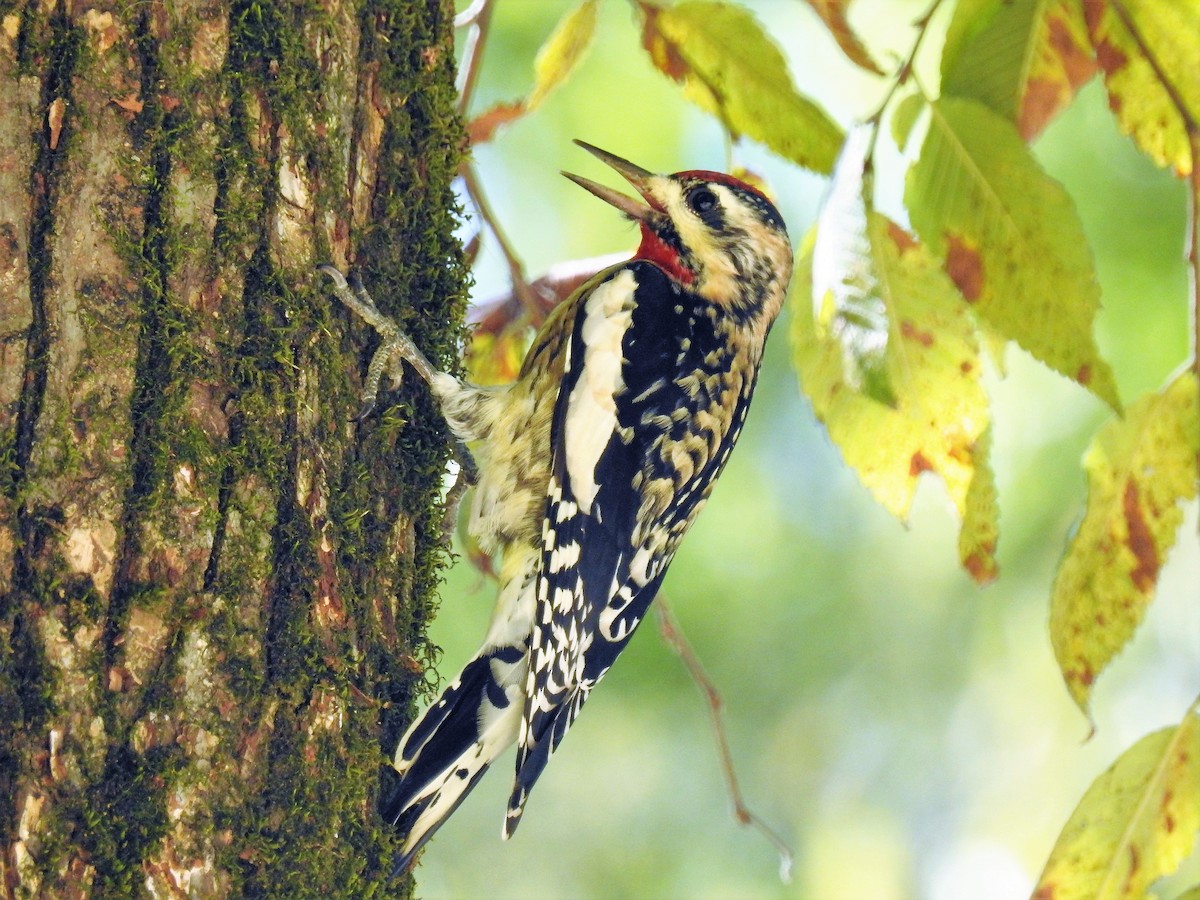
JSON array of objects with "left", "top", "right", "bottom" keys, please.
[{"left": 415, "top": 1, "right": 1199, "bottom": 896}]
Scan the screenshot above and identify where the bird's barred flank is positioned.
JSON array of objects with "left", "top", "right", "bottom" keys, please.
[{"left": 323, "top": 140, "right": 793, "bottom": 873}]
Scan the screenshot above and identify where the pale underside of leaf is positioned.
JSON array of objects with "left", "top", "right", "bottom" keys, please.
[
  {"left": 941, "top": 0, "right": 1096, "bottom": 140},
  {"left": 1033, "top": 698, "right": 1200, "bottom": 900},
  {"left": 793, "top": 223, "right": 998, "bottom": 582},
  {"left": 637, "top": 0, "right": 843, "bottom": 173},
  {"left": 812, "top": 124, "right": 895, "bottom": 406},
  {"left": 1049, "top": 370, "right": 1200, "bottom": 714},
  {"left": 1085, "top": 0, "right": 1200, "bottom": 176},
  {"left": 905, "top": 96, "right": 1120, "bottom": 412}
]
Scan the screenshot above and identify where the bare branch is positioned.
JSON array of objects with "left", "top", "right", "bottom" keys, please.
[
  {"left": 456, "top": 0, "right": 496, "bottom": 115},
  {"left": 461, "top": 163, "right": 546, "bottom": 320},
  {"left": 655, "top": 596, "right": 795, "bottom": 883}
]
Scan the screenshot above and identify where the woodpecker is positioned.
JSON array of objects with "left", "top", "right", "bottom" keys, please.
[{"left": 321, "top": 141, "right": 792, "bottom": 871}]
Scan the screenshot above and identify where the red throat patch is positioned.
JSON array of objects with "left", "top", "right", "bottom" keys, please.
[{"left": 636, "top": 224, "right": 694, "bottom": 285}]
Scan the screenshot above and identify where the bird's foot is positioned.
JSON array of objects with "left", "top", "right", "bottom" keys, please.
[{"left": 319, "top": 265, "right": 440, "bottom": 419}]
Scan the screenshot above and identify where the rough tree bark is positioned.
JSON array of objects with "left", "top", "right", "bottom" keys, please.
[{"left": 0, "top": 0, "right": 467, "bottom": 894}]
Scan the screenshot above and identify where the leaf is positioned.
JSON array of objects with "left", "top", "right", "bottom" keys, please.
[
  {"left": 467, "top": 0, "right": 598, "bottom": 145},
  {"left": 466, "top": 102, "right": 525, "bottom": 146},
  {"left": 1032, "top": 698, "right": 1200, "bottom": 900},
  {"left": 1085, "top": 0, "right": 1200, "bottom": 176},
  {"left": 905, "top": 96, "right": 1121, "bottom": 412},
  {"left": 637, "top": 0, "right": 843, "bottom": 173},
  {"left": 526, "top": 0, "right": 599, "bottom": 111},
  {"left": 793, "top": 221, "right": 999, "bottom": 581},
  {"left": 800, "top": 0, "right": 884, "bottom": 75},
  {"left": 890, "top": 91, "right": 926, "bottom": 151},
  {"left": 1049, "top": 370, "right": 1200, "bottom": 715},
  {"left": 465, "top": 328, "right": 530, "bottom": 388},
  {"left": 959, "top": 424, "right": 999, "bottom": 585},
  {"left": 941, "top": 0, "right": 1096, "bottom": 141},
  {"left": 811, "top": 124, "right": 895, "bottom": 406}
]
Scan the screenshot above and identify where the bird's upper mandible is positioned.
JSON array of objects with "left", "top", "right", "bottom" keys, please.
[{"left": 564, "top": 140, "right": 793, "bottom": 316}]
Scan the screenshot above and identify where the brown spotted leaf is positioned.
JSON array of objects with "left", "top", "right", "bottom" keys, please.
[
  {"left": 1085, "top": 0, "right": 1200, "bottom": 176},
  {"left": 941, "top": 0, "right": 1096, "bottom": 140},
  {"left": 959, "top": 424, "right": 999, "bottom": 585},
  {"left": 800, "top": 0, "right": 883, "bottom": 75},
  {"left": 794, "top": 220, "right": 998, "bottom": 580},
  {"left": 637, "top": 0, "right": 843, "bottom": 173},
  {"left": 905, "top": 96, "right": 1120, "bottom": 411},
  {"left": 1049, "top": 370, "right": 1199, "bottom": 714},
  {"left": 1032, "top": 698, "right": 1200, "bottom": 900}
]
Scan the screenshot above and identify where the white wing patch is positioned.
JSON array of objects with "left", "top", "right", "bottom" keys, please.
[{"left": 563, "top": 269, "right": 636, "bottom": 513}]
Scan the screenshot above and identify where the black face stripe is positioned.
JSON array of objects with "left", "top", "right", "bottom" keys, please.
[{"left": 679, "top": 176, "right": 786, "bottom": 236}]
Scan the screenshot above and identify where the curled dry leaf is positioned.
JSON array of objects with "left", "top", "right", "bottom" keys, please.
[{"left": 47, "top": 98, "right": 66, "bottom": 150}]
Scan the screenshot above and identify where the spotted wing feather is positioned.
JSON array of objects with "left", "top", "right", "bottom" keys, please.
[{"left": 506, "top": 260, "right": 759, "bottom": 833}]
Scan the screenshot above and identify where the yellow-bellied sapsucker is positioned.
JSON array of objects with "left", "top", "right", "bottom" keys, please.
[{"left": 322, "top": 141, "right": 793, "bottom": 870}]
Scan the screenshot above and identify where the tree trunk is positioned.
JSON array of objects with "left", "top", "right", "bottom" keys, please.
[{"left": 0, "top": 0, "right": 466, "bottom": 894}]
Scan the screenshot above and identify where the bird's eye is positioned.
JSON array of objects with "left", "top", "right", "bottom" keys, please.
[{"left": 688, "top": 188, "right": 718, "bottom": 215}]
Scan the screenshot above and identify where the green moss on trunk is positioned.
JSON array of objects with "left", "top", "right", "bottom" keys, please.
[{"left": 0, "top": 0, "right": 466, "bottom": 893}]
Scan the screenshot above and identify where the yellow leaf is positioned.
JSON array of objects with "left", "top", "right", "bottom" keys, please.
[
  {"left": 959, "top": 425, "right": 998, "bottom": 585},
  {"left": 467, "top": 0, "right": 598, "bottom": 145},
  {"left": 465, "top": 327, "right": 531, "bottom": 388},
  {"left": 793, "top": 220, "right": 997, "bottom": 581},
  {"left": 1050, "top": 371, "right": 1200, "bottom": 714},
  {"left": 637, "top": 0, "right": 843, "bottom": 173},
  {"left": 941, "top": 0, "right": 1096, "bottom": 140},
  {"left": 1085, "top": 0, "right": 1200, "bottom": 176},
  {"left": 905, "top": 97, "right": 1121, "bottom": 412},
  {"left": 1033, "top": 698, "right": 1200, "bottom": 900},
  {"left": 527, "top": 0, "right": 599, "bottom": 111}
]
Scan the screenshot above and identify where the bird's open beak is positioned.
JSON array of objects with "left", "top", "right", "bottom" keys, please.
[{"left": 563, "top": 140, "right": 659, "bottom": 223}]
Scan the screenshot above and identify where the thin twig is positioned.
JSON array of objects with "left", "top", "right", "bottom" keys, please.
[
  {"left": 456, "top": 0, "right": 496, "bottom": 115},
  {"left": 654, "top": 595, "right": 795, "bottom": 883},
  {"left": 460, "top": 163, "right": 544, "bottom": 320},
  {"left": 1108, "top": 0, "right": 1200, "bottom": 501},
  {"left": 862, "top": 0, "right": 947, "bottom": 166}
]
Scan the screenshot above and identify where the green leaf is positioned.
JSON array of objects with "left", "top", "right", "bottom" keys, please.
[
  {"left": 905, "top": 96, "right": 1121, "bottom": 412},
  {"left": 941, "top": 0, "right": 1096, "bottom": 140},
  {"left": 527, "top": 0, "right": 599, "bottom": 111},
  {"left": 940, "top": 0, "right": 1004, "bottom": 78},
  {"left": 793, "top": 222, "right": 999, "bottom": 581},
  {"left": 1085, "top": 0, "right": 1200, "bottom": 176},
  {"left": 889, "top": 91, "right": 926, "bottom": 151},
  {"left": 1032, "top": 699, "right": 1200, "bottom": 900},
  {"left": 1049, "top": 370, "right": 1200, "bottom": 714},
  {"left": 637, "top": 0, "right": 843, "bottom": 173},
  {"left": 811, "top": 125, "right": 895, "bottom": 406}
]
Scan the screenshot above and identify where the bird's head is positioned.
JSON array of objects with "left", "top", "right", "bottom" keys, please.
[{"left": 564, "top": 140, "right": 793, "bottom": 319}]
